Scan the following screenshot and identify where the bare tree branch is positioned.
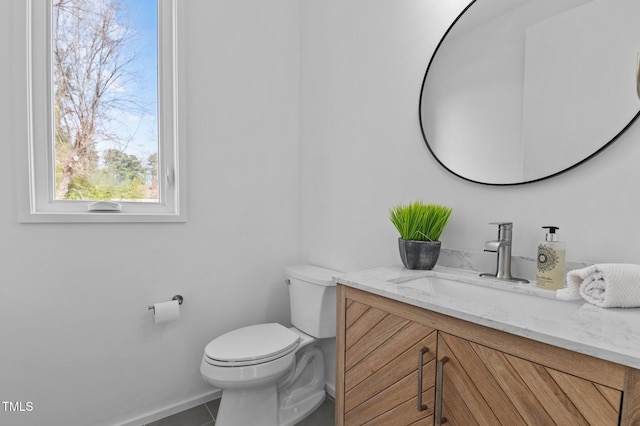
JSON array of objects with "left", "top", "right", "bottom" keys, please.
[{"left": 53, "top": 0, "right": 145, "bottom": 198}]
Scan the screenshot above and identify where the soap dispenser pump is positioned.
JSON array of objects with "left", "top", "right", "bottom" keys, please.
[{"left": 536, "top": 226, "right": 566, "bottom": 290}]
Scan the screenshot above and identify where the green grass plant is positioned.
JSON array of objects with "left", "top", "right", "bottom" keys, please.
[{"left": 389, "top": 201, "right": 453, "bottom": 242}]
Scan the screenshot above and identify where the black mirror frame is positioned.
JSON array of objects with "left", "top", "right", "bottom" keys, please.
[{"left": 418, "top": 0, "right": 640, "bottom": 186}]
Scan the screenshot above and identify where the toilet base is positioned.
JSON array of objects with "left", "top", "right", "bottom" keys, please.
[
  {"left": 216, "top": 385, "right": 279, "bottom": 426},
  {"left": 279, "top": 388, "right": 325, "bottom": 426},
  {"left": 215, "top": 386, "right": 325, "bottom": 426},
  {"left": 214, "top": 344, "right": 326, "bottom": 426}
]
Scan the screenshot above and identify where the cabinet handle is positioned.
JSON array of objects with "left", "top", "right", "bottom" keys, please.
[
  {"left": 435, "top": 356, "right": 449, "bottom": 425},
  {"left": 417, "top": 347, "right": 429, "bottom": 412},
  {"left": 637, "top": 53, "right": 640, "bottom": 100}
]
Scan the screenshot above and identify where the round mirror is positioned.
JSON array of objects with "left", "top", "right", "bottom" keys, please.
[{"left": 419, "top": 0, "right": 640, "bottom": 185}]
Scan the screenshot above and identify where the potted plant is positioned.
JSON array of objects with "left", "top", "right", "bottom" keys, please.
[{"left": 389, "top": 201, "right": 453, "bottom": 270}]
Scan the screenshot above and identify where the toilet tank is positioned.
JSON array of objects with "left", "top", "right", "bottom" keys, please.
[{"left": 285, "top": 265, "right": 339, "bottom": 339}]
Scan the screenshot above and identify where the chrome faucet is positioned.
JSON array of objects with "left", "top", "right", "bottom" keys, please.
[{"left": 480, "top": 222, "right": 529, "bottom": 283}]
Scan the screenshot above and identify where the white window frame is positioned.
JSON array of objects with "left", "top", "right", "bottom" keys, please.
[{"left": 19, "top": 0, "right": 186, "bottom": 223}]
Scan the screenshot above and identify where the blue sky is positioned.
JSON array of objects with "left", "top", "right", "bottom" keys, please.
[
  {"left": 109, "top": 0, "right": 159, "bottom": 162},
  {"left": 125, "top": 0, "right": 158, "bottom": 116}
]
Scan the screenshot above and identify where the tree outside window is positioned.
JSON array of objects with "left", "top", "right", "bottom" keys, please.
[{"left": 52, "top": 0, "right": 159, "bottom": 202}]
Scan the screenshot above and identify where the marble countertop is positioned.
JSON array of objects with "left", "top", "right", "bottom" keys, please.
[{"left": 335, "top": 265, "right": 640, "bottom": 370}]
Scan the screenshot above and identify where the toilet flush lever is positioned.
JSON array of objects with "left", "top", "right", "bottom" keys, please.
[{"left": 285, "top": 279, "right": 291, "bottom": 285}]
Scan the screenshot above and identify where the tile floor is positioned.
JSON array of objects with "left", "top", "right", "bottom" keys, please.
[{"left": 145, "top": 396, "right": 335, "bottom": 426}]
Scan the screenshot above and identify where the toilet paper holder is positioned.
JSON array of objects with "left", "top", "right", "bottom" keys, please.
[{"left": 148, "top": 295, "right": 184, "bottom": 312}]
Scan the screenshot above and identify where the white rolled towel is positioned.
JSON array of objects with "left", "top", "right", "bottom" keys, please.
[{"left": 557, "top": 264, "right": 640, "bottom": 308}]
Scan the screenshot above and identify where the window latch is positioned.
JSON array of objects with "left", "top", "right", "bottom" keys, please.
[
  {"left": 166, "top": 167, "right": 175, "bottom": 186},
  {"left": 87, "top": 201, "right": 122, "bottom": 212}
]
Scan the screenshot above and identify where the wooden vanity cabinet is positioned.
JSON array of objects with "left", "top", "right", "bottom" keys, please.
[
  {"left": 336, "top": 285, "right": 640, "bottom": 426},
  {"left": 437, "top": 332, "right": 621, "bottom": 425},
  {"left": 337, "top": 291, "right": 437, "bottom": 425}
]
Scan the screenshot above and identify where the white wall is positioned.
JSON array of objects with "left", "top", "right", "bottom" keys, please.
[
  {"left": 1, "top": 1, "right": 301, "bottom": 425},
  {"left": 299, "top": 0, "right": 640, "bottom": 273}
]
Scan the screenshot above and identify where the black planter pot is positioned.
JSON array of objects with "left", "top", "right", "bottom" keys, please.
[{"left": 398, "top": 238, "right": 441, "bottom": 270}]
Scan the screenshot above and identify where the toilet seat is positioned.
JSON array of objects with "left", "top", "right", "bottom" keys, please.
[{"left": 204, "top": 323, "right": 300, "bottom": 367}]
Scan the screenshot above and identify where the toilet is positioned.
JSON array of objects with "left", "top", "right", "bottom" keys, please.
[{"left": 200, "top": 265, "right": 338, "bottom": 426}]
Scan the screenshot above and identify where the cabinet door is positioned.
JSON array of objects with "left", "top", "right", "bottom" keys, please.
[
  {"left": 341, "top": 297, "right": 437, "bottom": 425},
  {"left": 437, "top": 332, "right": 622, "bottom": 426}
]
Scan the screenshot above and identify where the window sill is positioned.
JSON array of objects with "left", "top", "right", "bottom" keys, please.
[{"left": 19, "top": 211, "right": 187, "bottom": 224}]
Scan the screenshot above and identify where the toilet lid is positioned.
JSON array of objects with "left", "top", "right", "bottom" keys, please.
[{"left": 204, "top": 323, "right": 300, "bottom": 367}]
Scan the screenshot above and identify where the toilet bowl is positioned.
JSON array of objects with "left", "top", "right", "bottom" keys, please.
[
  {"left": 202, "top": 323, "right": 301, "bottom": 389},
  {"left": 200, "top": 265, "right": 338, "bottom": 426}
]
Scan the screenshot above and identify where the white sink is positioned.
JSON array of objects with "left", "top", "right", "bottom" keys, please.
[{"left": 393, "top": 274, "right": 584, "bottom": 322}]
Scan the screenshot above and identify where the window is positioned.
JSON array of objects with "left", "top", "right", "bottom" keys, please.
[{"left": 20, "top": 0, "right": 185, "bottom": 222}]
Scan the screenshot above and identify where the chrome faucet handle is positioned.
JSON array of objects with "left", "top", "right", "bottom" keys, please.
[
  {"left": 488, "top": 222, "right": 513, "bottom": 242},
  {"left": 489, "top": 222, "right": 512, "bottom": 229}
]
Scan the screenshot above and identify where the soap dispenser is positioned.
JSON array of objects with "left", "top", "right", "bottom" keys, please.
[{"left": 536, "top": 226, "right": 566, "bottom": 290}]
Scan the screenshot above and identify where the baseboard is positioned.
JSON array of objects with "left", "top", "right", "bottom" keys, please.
[
  {"left": 113, "top": 389, "right": 222, "bottom": 426},
  {"left": 325, "top": 382, "right": 335, "bottom": 399},
  {"left": 108, "top": 380, "right": 331, "bottom": 425}
]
